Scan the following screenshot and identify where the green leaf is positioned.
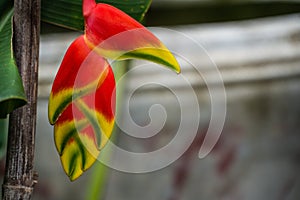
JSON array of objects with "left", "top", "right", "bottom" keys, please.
[
  {"left": 41, "top": 0, "right": 152, "bottom": 31},
  {"left": 0, "top": 8, "right": 27, "bottom": 118}
]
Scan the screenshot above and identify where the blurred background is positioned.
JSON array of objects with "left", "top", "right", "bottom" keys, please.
[{"left": 2, "top": 0, "right": 300, "bottom": 199}]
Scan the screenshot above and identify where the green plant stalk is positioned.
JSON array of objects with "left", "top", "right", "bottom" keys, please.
[{"left": 85, "top": 61, "right": 128, "bottom": 200}]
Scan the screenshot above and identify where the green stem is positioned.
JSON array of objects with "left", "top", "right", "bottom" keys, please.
[{"left": 85, "top": 61, "right": 127, "bottom": 200}]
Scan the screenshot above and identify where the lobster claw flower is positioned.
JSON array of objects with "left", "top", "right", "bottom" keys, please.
[
  {"left": 49, "top": 0, "right": 181, "bottom": 181},
  {"left": 48, "top": 36, "right": 115, "bottom": 180}
]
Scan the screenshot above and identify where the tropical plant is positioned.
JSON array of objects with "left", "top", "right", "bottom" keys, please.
[{"left": 0, "top": 0, "right": 180, "bottom": 198}]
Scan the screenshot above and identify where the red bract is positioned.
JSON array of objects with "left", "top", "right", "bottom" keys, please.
[
  {"left": 83, "top": 1, "right": 180, "bottom": 72},
  {"left": 49, "top": 36, "right": 115, "bottom": 180}
]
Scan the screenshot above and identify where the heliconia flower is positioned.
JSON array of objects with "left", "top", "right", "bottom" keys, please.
[
  {"left": 49, "top": 0, "right": 181, "bottom": 181},
  {"left": 48, "top": 36, "right": 115, "bottom": 180}
]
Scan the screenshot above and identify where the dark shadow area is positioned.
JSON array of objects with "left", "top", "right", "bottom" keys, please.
[{"left": 146, "top": 2, "right": 300, "bottom": 26}]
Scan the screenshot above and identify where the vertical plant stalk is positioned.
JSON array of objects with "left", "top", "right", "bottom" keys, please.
[{"left": 2, "top": 0, "right": 40, "bottom": 199}]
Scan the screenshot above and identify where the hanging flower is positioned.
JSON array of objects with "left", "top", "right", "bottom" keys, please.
[{"left": 48, "top": 0, "right": 180, "bottom": 181}]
